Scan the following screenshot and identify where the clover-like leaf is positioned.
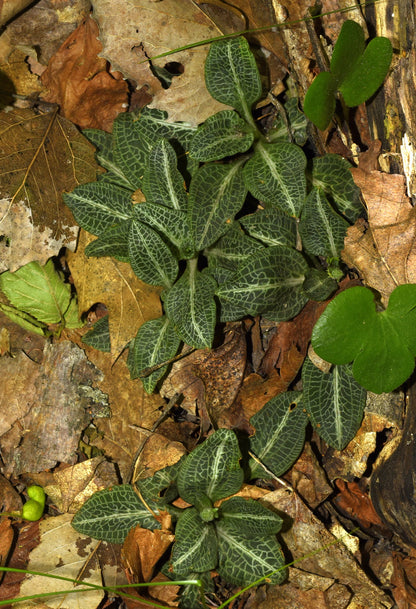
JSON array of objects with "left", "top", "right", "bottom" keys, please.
[
  {"left": 128, "top": 220, "right": 178, "bottom": 288},
  {"left": 142, "top": 139, "right": 189, "bottom": 212},
  {"left": 217, "top": 246, "right": 308, "bottom": 322},
  {"left": 216, "top": 519, "right": 286, "bottom": 586},
  {"left": 204, "top": 37, "right": 262, "bottom": 124},
  {"left": 127, "top": 316, "right": 181, "bottom": 393},
  {"left": 63, "top": 182, "right": 133, "bottom": 236},
  {"left": 302, "top": 358, "right": 366, "bottom": 450},
  {"left": 170, "top": 508, "right": 218, "bottom": 576},
  {"left": 72, "top": 485, "right": 160, "bottom": 543},
  {"left": 189, "top": 110, "right": 254, "bottom": 161},
  {"left": 303, "top": 20, "right": 392, "bottom": 130},
  {"left": 243, "top": 142, "right": 307, "bottom": 216},
  {"left": 177, "top": 429, "right": 243, "bottom": 505},
  {"left": 188, "top": 160, "right": 247, "bottom": 251},
  {"left": 299, "top": 188, "right": 349, "bottom": 258},
  {"left": 311, "top": 284, "right": 416, "bottom": 393},
  {"left": 165, "top": 262, "right": 217, "bottom": 349},
  {"left": 249, "top": 392, "right": 307, "bottom": 478}
]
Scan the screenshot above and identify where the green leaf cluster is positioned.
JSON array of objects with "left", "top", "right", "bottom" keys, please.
[
  {"left": 304, "top": 20, "right": 392, "bottom": 130},
  {"left": 0, "top": 259, "right": 82, "bottom": 336},
  {"left": 64, "top": 35, "right": 362, "bottom": 393},
  {"left": 72, "top": 429, "right": 287, "bottom": 603}
]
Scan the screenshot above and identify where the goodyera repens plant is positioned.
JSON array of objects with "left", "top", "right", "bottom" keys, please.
[{"left": 54, "top": 16, "right": 406, "bottom": 607}]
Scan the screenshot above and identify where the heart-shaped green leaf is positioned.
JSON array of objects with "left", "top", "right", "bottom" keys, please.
[
  {"left": 329, "top": 19, "right": 365, "bottom": 83},
  {"left": 311, "top": 285, "right": 416, "bottom": 393},
  {"left": 302, "top": 358, "right": 366, "bottom": 450},
  {"left": 177, "top": 429, "right": 243, "bottom": 505},
  {"left": 302, "top": 71, "right": 338, "bottom": 131}
]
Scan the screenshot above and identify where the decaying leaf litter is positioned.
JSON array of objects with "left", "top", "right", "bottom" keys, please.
[{"left": 0, "top": 0, "right": 415, "bottom": 607}]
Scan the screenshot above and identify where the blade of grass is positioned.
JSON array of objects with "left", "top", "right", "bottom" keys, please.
[{"left": 141, "top": 1, "right": 386, "bottom": 62}]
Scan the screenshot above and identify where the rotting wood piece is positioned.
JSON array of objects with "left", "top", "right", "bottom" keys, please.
[{"left": 370, "top": 380, "right": 416, "bottom": 547}]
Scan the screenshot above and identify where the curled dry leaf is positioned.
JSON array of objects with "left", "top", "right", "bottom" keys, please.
[
  {"left": 343, "top": 168, "right": 416, "bottom": 304},
  {"left": 41, "top": 16, "right": 128, "bottom": 131}
]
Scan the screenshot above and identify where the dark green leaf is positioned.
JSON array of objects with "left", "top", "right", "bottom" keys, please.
[
  {"left": 142, "top": 139, "right": 189, "bottom": 211},
  {"left": 63, "top": 182, "right": 133, "bottom": 236},
  {"left": 249, "top": 392, "right": 307, "bottom": 478},
  {"left": 303, "top": 71, "right": 338, "bottom": 131},
  {"left": 165, "top": 263, "right": 217, "bottom": 349},
  {"left": 311, "top": 154, "right": 362, "bottom": 222},
  {"left": 71, "top": 485, "right": 160, "bottom": 543},
  {"left": 204, "top": 37, "right": 262, "bottom": 124},
  {"left": 189, "top": 110, "right": 254, "bottom": 161},
  {"left": 339, "top": 36, "right": 393, "bottom": 107},
  {"left": 177, "top": 429, "right": 243, "bottom": 505},
  {"left": 133, "top": 202, "right": 193, "bottom": 256},
  {"left": 188, "top": 161, "right": 247, "bottom": 250},
  {"left": 299, "top": 188, "right": 349, "bottom": 258},
  {"left": 216, "top": 520, "right": 286, "bottom": 586},
  {"left": 268, "top": 97, "right": 307, "bottom": 145},
  {"left": 217, "top": 246, "right": 308, "bottom": 322},
  {"left": 82, "top": 316, "right": 111, "bottom": 352},
  {"left": 84, "top": 220, "right": 131, "bottom": 262},
  {"left": 170, "top": 508, "right": 218, "bottom": 575},
  {"left": 112, "top": 113, "right": 149, "bottom": 189},
  {"left": 219, "top": 497, "right": 282, "bottom": 536},
  {"left": 127, "top": 316, "right": 181, "bottom": 393},
  {"left": 128, "top": 220, "right": 178, "bottom": 288},
  {"left": 243, "top": 142, "right": 307, "bottom": 216},
  {"left": 302, "top": 358, "right": 366, "bottom": 450},
  {"left": 301, "top": 268, "right": 338, "bottom": 301},
  {"left": 329, "top": 20, "right": 365, "bottom": 83},
  {"left": 137, "top": 458, "right": 184, "bottom": 505},
  {"left": 240, "top": 209, "right": 297, "bottom": 247}
]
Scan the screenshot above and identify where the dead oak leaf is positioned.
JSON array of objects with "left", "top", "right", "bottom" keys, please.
[
  {"left": 68, "top": 229, "right": 162, "bottom": 357},
  {"left": 343, "top": 169, "right": 416, "bottom": 304}
]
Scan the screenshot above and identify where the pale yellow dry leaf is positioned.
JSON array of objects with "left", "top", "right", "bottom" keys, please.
[
  {"left": 68, "top": 229, "right": 162, "bottom": 357},
  {"left": 91, "top": 0, "right": 231, "bottom": 124},
  {"left": 19, "top": 514, "right": 103, "bottom": 609}
]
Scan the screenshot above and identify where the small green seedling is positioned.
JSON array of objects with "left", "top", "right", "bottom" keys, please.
[
  {"left": 0, "top": 485, "right": 46, "bottom": 522},
  {"left": 311, "top": 284, "right": 416, "bottom": 393},
  {"left": 72, "top": 429, "right": 286, "bottom": 605},
  {"left": 304, "top": 19, "right": 392, "bottom": 130}
]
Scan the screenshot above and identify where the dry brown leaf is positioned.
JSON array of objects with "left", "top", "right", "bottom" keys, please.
[
  {"left": 262, "top": 489, "right": 393, "bottom": 608},
  {"left": 124, "top": 521, "right": 175, "bottom": 582},
  {"left": 41, "top": 16, "right": 129, "bottom": 131},
  {"left": 343, "top": 169, "right": 416, "bottom": 304},
  {"left": 135, "top": 433, "right": 187, "bottom": 481},
  {"left": 0, "top": 107, "right": 96, "bottom": 272},
  {"left": 91, "top": 0, "right": 231, "bottom": 124},
  {"left": 68, "top": 229, "right": 162, "bottom": 358}
]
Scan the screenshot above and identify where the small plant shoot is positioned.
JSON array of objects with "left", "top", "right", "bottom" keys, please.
[{"left": 304, "top": 20, "right": 392, "bottom": 130}]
